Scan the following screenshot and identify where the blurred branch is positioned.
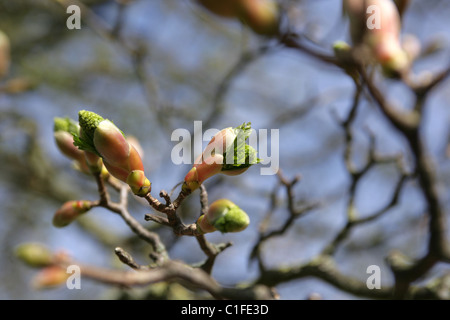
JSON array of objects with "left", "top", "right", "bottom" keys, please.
[
  {"left": 53, "top": 0, "right": 170, "bottom": 132},
  {"left": 203, "top": 45, "right": 272, "bottom": 128},
  {"left": 250, "top": 170, "right": 320, "bottom": 270},
  {"left": 57, "top": 256, "right": 276, "bottom": 300}
]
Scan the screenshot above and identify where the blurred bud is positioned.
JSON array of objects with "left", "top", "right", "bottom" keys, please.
[
  {"left": 344, "top": 0, "right": 410, "bottom": 76},
  {"left": 333, "top": 41, "right": 352, "bottom": 61},
  {"left": 333, "top": 41, "right": 360, "bottom": 83},
  {"left": 54, "top": 117, "right": 92, "bottom": 174},
  {"left": 183, "top": 123, "right": 259, "bottom": 192},
  {"left": 15, "top": 243, "right": 53, "bottom": 268},
  {"left": 195, "top": 0, "right": 279, "bottom": 36},
  {"left": 53, "top": 200, "right": 92, "bottom": 228},
  {"left": 54, "top": 118, "right": 83, "bottom": 160},
  {"left": 54, "top": 130, "right": 83, "bottom": 161},
  {"left": 376, "top": 35, "right": 410, "bottom": 77},
  {"left": 126, "top": 170, "right": 151, "bottom": 196},
  {"left": 75, "top": 110, "right": 150, "bottom": 195},
  {"left": 32, "top": 265, "right": 69, "bottom": 290},
  {"left": 237, "top": 0, "right": 280, "bottom": 36},
  {"left": 197, "top": 199, "right": 250, "bottom": 234},
  {"left": 83, "top": 149, "right": 103, "bottom": 175},
  {"left": 196, "top": 0, "right": 239, "bottom": 18},
  {"left": 0, "top": 30, "right": 10, "bottom": 80},
  {"left": 2, "top": 78, "right": 36, "bottom": 94}
]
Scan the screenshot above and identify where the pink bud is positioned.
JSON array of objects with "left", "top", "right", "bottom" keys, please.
[
  {"left": 54, "top": 131, "right": 85, "bottom": 162},
  {"left": 201, "top": 127, "right": 236, "bottom": 161},
  {"left": 184, "top": 154, "right": 224, "bottom": 192},
  {"left": 53, "top": 200, "right": 92, "bottom": 228},
  {"left": 93, "top": 120, "right": 131, "bottom": 168},
  {"left": 196, "top": 215, "right": 217, "bottom": 234},
  {"left": 344, "top": 0, "right": 409, "bottom": 74},
  {"left": 32, "top": 265, "right": 69, "bottom": 290}
]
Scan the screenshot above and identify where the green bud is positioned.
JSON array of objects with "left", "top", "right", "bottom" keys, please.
[
  {"left": 53, "top": 117, "right": 79, "bottom": 135},
  {"left": 126, "top": 170, "right": 151, "bottom": 196},
  {"left": 74, "top": 110, "right": 105, "bottom": 156},
  {"left": 183, "top": 122, "right": 260, "bottom": 192},
  {"left": 206, "top": 199, "right": 250, "bottom": 233},
  {"left": 15, "top": 243, "right": 54, "bottom": 268}
]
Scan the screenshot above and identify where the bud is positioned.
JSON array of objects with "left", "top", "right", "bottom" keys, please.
[
  {"left": 401, "top": 33, "right": 421, "bottom": 63},
  {"left": 54, "top": 117, "right": 84, "bottom": 161},
  {"left": 0, "top": 30, "right": 10, "bottom": 80},
  {"left": 3, "top": 78, "right": 35, "bottom": 94},
  {"left": 333, "top": 41, "right": 360, "bottom": 83},
  {"left": 83, "top": 149, "right": 104, "bottom": 175},
  {"left": 237, "top": 0, "right": 280, "bottom": 36},
  {"left": 54, "top": 117, "right": 92, "bottom": 174},
  {"left": 15, "top": 243, "right": 54, "bottom": 268},
  {"left": 53, "top": 200, "right": 92, "bottom": 228},
  {"left": 183, "top": 123, "right": 259, "bottom": 192},
  {"left": 196, "top": 214, "right": 217, "bottom": 234},
  {"left": 31, "top": 265, "right": 69, "bottom": 290},
  {"left": 126, "top": 170, "right": 151, "bottom": 196},
  {"left": 75, "top": 110, "right": 151, "bottom": 195},
  {"left": 333, "top": 41, "right": 352, "bottom": 64},
  {"left": 184, "top": 154, "right": 224, "bottom": 192},
  {"left": 196, "top": 0, "right": 239, "bottom": 18},
  {"left": 196, "top": 199, "right": 250, "bottom": 234},
  {"left": 126, "top": 135, "right": 145, "bottom": 160},
  {"left": 343, "top": 0, "right": 409, "bottom": 76}
]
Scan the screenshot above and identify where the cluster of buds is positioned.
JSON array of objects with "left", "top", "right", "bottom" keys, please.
[
  {"left": 343, "top": 0, "right": 410, "bottom": 77},
  {"left": 196, "top": 0, "right": 280, "bottom": 36},
  {"left": 0, "top": 30, "right": 10, "bottom": 80},
  {"left": 183, "top": 122, "right": 259, "bottom": 193},
  {"left": 52, "top": 200, "right": 93, "bottom": 228},
  {"left": 15, "top": 243, "right": 73, "bottom": 290},
  {"left": 73, "top": 110, "right": 151, "bottom": 196},
  {"left": 197, "top": 199, "right": 250, "bottom": 234},
  {"left": 54, "top": 116, "right": 112, "bottom": 178},
  {"left": 15, "top": 243, "right": 70, "bottom": 290},
  {"left": 54, "top": 117, "right": 92, "bottom": 175}
]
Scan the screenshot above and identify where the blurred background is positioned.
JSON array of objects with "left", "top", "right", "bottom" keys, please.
[{"left": 0, "top": 0, "right": 449, "bottom": 300}]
